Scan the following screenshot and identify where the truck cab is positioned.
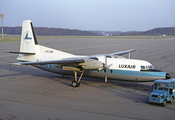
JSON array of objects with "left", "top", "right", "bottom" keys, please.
[{"left": 149, "top": 78, "right": 175, "bottom": 106}]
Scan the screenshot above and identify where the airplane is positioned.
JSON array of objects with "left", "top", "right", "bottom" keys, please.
[{"left": 6, "top": 20, "right": 171, "bottom": 87}]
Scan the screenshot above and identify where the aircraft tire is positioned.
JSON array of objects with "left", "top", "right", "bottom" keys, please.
[{"left": 72, "top": 81, "right": 78, "bottom": 87}]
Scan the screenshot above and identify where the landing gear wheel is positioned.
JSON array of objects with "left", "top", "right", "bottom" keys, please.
[
  {"left": 170, "top": 97, "right": 173, "bottom": 103},
  {"left": 162, "top": 100, "right": 166, "bottom": 106},
  {"left": 71, "top": 81, "right": 80, "bottom": 87},
  {"left": 72, "top": 81, "right": 77, "bottom": 87}
]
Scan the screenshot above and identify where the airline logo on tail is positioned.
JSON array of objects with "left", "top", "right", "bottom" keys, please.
[{"left": 23, "top": 31, "right": 32, "bottom": 44}]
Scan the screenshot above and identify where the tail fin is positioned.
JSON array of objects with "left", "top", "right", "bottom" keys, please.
[
  {"left": 7, "top": 20, "right": 75, "bottom": 62},
  {"left": 20, "top": 20, "right": 39, "bottom": 53}
]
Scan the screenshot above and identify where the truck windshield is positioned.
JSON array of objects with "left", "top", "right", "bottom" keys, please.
[{"left": 154, "top": 83, "right": 168, "bottom": 91}]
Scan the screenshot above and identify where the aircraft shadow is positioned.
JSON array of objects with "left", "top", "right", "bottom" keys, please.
[{"left": 49, "top": 73, "right": 153, "bottom": 104}]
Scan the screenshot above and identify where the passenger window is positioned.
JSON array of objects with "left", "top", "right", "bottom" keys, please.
[
  {"left": 110, "top": 69, "right": 113, "bottom": 74},
  {"left": 141, "top": 66, "right": 145, "bottom": 70}
]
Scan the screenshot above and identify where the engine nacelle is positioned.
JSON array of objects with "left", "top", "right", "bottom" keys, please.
[{"left": 79, "top": 59, "right": 103, "bottom": 70}]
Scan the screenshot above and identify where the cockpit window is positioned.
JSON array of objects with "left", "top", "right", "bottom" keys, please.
[
  {"left": 141, "top": 65, "right": 154, "bottom": 70},
  {"left": 148, "top": 65, "right": 154, "bottom": 69}
]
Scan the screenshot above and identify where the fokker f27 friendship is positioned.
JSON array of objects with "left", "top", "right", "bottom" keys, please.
[{"left": 6, "top": 20, "right": 171, "bottom": 87}]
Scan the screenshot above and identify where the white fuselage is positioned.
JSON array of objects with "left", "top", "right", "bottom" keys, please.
[
  {"left": 17, "top": 44, "right": 167, "bottom": 82},
  {"left": 12, "top": 20, "right": 169, "bottom": 84}
]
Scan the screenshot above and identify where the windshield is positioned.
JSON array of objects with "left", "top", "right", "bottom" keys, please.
[
  {"left": 141, "top": 65, "right": 154, "bottom": 70},
  {"left": 154, "top": 83, "right": 168, "bottom": 91},
  {"left": 148, "top": 65, "right": 154, "bottom": 69}
]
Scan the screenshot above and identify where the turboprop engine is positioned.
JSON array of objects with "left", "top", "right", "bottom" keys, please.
[{"left": 79, "top": 59, "right": 104, "bottom": 70}]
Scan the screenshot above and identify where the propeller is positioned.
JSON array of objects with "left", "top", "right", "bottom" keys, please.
[
  {"left": 105, "top": 52, "right": 107, "bottom": 82},
  {"left": 104, "top": 52, "right": 113, "bottom": 82},
  {"left": 98, "top": 52, "right": 113, "bottom": 82}
]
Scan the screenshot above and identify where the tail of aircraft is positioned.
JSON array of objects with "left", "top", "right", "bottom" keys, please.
[
  {"left": 20, "top": 20, "right": 39, "bottom": 54},
  {"left": 6, "top": 20, "right": 75, "bottom": 62},
  {"left": 14, "top": 20, "right": 74, "bottom": 61}
]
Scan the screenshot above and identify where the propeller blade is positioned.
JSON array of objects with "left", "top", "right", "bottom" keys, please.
[
  {"left": 105, "top": 51, "right": 107, "bottom": 65},
  {"left": 105, "top": 52, "right": 107, "bottom": 83},
  {"left": 103, "top": 64, "right": 113, "bottom": 69},
  {"left": 105, "top": 73, "right": 107, "bottom": 82}
]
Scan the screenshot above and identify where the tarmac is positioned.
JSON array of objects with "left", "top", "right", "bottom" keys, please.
[{"left": 0, "top": 37, "right": 175, "bottom": 120}]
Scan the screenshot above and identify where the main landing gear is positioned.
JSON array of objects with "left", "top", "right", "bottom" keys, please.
[{"left": 71, "top": 71, "right": 84, "bottom": 87}]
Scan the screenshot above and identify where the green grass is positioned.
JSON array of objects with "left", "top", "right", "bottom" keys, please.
[
  {"left": 61, "top": 36, "right": 173, "bottom": 39},
  {"left": 0, "top": 35, "right": 174, "bottom": 42},
  {"left": 0, "top": 35, "right": 63, "bottom": 42},
  {"left": 0, "top": 35, "right": 20, "bottom": 42}
]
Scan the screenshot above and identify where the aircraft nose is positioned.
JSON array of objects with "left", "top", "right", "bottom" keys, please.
[{"left": 166, "top": 73, "right": 171, "bottom": 79}]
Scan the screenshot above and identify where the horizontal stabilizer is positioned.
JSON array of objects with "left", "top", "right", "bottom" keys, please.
[{"left": 5, "top": 51, "right": 35, "bottom": 55}]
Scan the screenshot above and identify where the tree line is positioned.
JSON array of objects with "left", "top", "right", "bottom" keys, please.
[
  {"left": 112, "top": 27, "right": 175, "bottom": 36},
  {"left": 0, "top": 27, "right": 98, "bottom": 36},
  {"left": 1, "top": 26, "right": 175, "bottom": 36}
]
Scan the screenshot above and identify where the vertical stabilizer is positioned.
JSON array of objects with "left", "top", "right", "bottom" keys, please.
[{"left": 20, "top": 20, "right": 39, "bottom": 53}]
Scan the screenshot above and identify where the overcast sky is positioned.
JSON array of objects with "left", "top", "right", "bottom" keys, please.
[{"left": 1, "top": 0, "right": 175, "bottom": 31}]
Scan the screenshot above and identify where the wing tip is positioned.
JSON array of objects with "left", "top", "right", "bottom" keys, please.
[{"left": 11, "top": 63, "right": 22, "bottom": 66}]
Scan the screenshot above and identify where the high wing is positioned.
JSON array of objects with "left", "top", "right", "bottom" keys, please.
[
  {"left": 11, "top": 49, "right": 135, "bottom": 71},
  {"left": 6, "top": 49, "right": 135, "bottom": 57},
  {"left": 106, "top": 49, "right": 136, "bottom": 57},
  {"left": 11, "top": 58, "right": 85, "bottom": 66},
  {"left": 87, "top": 49, "right": 136, "bottom": 58},
  {"left": 11, "top": 57, "right": 105, "bottom": 71}
]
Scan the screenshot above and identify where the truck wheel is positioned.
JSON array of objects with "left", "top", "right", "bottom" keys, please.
[
  {"left": 162, "top": 100, "right": 166, "bottom": 106},
  {"left": 170, "top": 97, "right": 173, "bottom": 103}
]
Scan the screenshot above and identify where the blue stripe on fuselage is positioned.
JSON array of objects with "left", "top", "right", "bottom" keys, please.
[
  {"left": 140, "top": 71, "right": 166, "bottom": 77},
  {"left": 39, "top": 64, "right": 166, "bottom": 78}
]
